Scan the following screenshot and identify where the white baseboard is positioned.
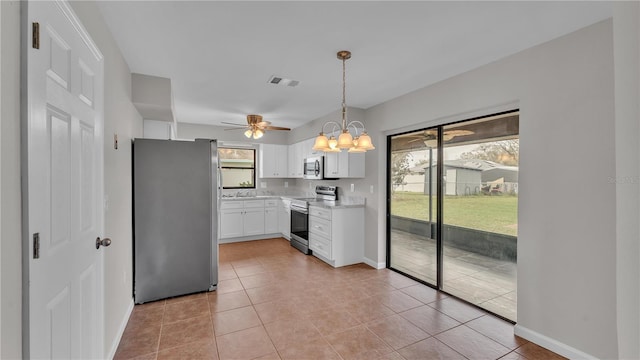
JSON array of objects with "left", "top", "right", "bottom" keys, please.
[
  {"left": 514, "top": 324, "right": 597, "bottom": 360},
  {"left": 218, "top": 233, "right": 284, "bottom": 244},
  {"left": 363, "top": 257, "right": 386, "bottom": 269},
  {"left": 107, "top": 299, "right": 135, "bottom": 360}
]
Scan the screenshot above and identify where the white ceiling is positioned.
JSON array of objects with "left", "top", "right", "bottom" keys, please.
[{"left": 97, "top": 1, "right": 612, "bottom": 129}]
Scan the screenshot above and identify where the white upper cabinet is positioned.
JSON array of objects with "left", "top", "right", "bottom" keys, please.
[
  {"left": 259, "top": 144, "right": 288, "bottom": 178},
  {"left": 306, "top": 138, "right": 323, "bottom": 158},
  {"left": 324, "top": 151, "right": 365, "bottom": 178},
  {"left": 288, "top": 141, "right": 303, "bottom": 178}
]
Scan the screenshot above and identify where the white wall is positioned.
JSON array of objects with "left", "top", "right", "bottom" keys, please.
[
  {"left": 613, "top": 2, "right": 640, "bottom": 359},
  {"left": 178, "top": 122, "right": 289, "bottom": 144},
  {"left": 0, "top": 1, "right": 21, "bottom": 358},
  {"left": 143, "top": 119, "right": 173, "bottom": 139},
  {"left": 69, "top": 1, "right": 143, "bottom": 357},
  {"left": 0, "top": 1, "right": 4, "bottom": 356},
  {"left": 370, "top": 20, "right": 617, "bottom": 358}
]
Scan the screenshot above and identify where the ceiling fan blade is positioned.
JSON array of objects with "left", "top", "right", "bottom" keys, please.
[
  {"left": 264, "top": 126, "right": 291, "bottom": 131},
  {"left": 444, "top": 129, "right": 474, "bottom": 137},
  {"left": 257, "top": 121, "right": 271, "bottom": 127},
  {"left": 221, "top": 121, "right": 247, "bottom": 127}
]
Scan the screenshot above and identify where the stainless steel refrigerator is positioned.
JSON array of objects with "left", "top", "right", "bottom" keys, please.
[{"left": 133, "top": 138, "right": 218, "bottom": 304}]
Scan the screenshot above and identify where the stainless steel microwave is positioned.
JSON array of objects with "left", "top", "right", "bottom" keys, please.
[{"left": 303, "top": 156, "right": 324, "bottom": 179}]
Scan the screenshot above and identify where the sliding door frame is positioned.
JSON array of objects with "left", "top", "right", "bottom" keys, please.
[{"left": 386, "top": 109, "right": 519, "bottom": 323}]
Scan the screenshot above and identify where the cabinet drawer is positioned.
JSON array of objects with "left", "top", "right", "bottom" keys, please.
[
  {"left": 309, "top": 233, "right": 331, "bottom": 260},
  {"left": 309, "top": 206, "right": 331, "bottom": 221},
  {"left": 244, "top": 200, "right": 265, "bottom": 208},
  {"left": 220, "top": 201, "right": 243, "bottom": 210},
  {"left": 309, "top": 216, "right": 331, "bottom": 238},
  {"left": 264, "top": 199, "right": 278, "bottom": 207}
]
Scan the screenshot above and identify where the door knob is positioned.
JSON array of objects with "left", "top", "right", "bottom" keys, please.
[{"left": 96, "top": 237, "right": 112, "bottom": 249}]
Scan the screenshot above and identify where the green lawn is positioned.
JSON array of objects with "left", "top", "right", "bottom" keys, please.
[{"left": 390, "top": 192, "right": 518, "bottom": 236}]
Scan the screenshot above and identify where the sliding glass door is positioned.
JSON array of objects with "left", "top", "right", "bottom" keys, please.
[
  {"left": 388, "top": 128, "right": 439, "bottom": 284},
  {"left": 387, "top": 111, "right": 519, "bottom": 321}
]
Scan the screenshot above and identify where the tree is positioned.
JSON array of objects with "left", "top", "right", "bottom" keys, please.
[
  {"left": 460, "top": 139, "right": 519, "bottom": 166},
  {"left": 391, "top": 152, "right": 412, "bottom": 193}
]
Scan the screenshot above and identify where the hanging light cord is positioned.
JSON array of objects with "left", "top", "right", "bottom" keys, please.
[{"left": 341, "top": 55, "right": 347, "bottom": 130}]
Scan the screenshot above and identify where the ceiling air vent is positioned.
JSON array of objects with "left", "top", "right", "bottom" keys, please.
[
  {"left": 269, "top": 76, "right": 282, "bottom": 84},
  {"left": 267, "top": 75, "right": 300, "bottom": 87}
]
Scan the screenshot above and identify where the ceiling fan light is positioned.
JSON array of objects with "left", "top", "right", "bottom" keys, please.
[
  {"left": 253, "top": 129, "right": 264, "bottom": 139},
  {"left": 313, "top": 133, "right": 330, "bottom": 151},
  {"left": 357, "top": 131, "right": 375, "bottom": 150},
  {"left": 424, "top": 139, "right": 437, "bottom": 148},
  {"left": 337, "top": 130, "right": 354, "bottom": 149},
  {"left": 244, "top": 129, "right": 253, "bottom": 138}
]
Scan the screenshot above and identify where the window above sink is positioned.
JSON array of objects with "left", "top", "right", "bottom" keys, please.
[{"left": 219, "top": 148, "right": 255, "bottom": 189}]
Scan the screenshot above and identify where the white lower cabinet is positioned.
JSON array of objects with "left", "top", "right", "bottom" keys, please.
[
  {"left": 309, "top": 232, "right": 331, "bottom": 259},
  {"left": 264, "top": 199, "right": 279, "bottom": 234},
  {"left": 219, "top": 208, "right": 244, "bottom": 238},
  {"left": 278, "top": 199, "right": 291, "bottom": 239},
  {"left": 220, "top": 200, "right": 266, "bottom": 239},
  {"left": 244, "top": 208, "right": 266, "bottom": 236},
  {"left": 308, "top": 205, "right": 364, "bottom": 267}
]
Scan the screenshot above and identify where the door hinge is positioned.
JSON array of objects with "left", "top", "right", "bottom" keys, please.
[
  {"left": 32, "top": 22, "right": 40, "bottom": 49},
  {"left": 33, "top": 233, "right": 40, "bottom": 259}
]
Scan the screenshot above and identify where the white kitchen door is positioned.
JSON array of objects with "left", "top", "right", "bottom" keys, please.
[{"left": 25, "top": 0, "right": 106, "bottom": 358}]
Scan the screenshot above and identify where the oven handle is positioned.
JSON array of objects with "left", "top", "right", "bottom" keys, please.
[{"left": 291, "top": 207, "right": 309, "bottom": 215}]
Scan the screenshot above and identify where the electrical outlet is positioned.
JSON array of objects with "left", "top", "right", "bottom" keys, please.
[
  {"left": 284, "top": 181, "right": 289, "bottom": 188},
  {"left": 350, "top": 184, "right": 355, "bottom": 192},
  {"left": 260, "top": 182, "right": 267, "bottom": 189},
  {"left": 370, "top": 185, "right": 374, "bottom": 194}
]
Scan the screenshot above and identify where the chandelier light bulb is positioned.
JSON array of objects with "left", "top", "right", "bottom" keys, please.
[
  {"left": 356, "top": 131, "right": 375, "bottom": 150},
  {"left": 313, "top": 133, "right": 330, "bottom": 151},
  {"left": 337, "top": 130, "right": 354, "bottom": 149},
  {"left": 328, "top": 136, "right": 338, "bottom": 149}
]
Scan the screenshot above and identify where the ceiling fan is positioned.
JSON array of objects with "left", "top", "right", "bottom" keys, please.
[
  {"left": 222, "top": 114, "right": 291, "bottom": 139},
  {"left": 406, "top": 129, "right": 474, "bottom": 147}
]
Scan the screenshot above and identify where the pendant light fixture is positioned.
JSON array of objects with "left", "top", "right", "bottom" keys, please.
[{"left": 313, "top": 51, "right": 374, "bottom": 153}]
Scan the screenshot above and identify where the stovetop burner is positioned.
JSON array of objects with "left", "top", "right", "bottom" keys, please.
[{"left": 290, "top": 186, "right": 338, "bottom": 210}]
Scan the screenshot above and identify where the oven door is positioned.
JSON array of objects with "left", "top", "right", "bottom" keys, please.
[
  {"left": 290, "top": 206, "right": 310, "bottom": 254},
  {"left": 290, "top": 207, "right": 308, "bottom": 242}
]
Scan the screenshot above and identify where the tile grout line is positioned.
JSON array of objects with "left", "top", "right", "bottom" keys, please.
[
  {"left": 155, "top": 301, "right": 166, "bottom": 358},
  {"left": 206, "top": 291, "right": 221, "bottom": 360}
]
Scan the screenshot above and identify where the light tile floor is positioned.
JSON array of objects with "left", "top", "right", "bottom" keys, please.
[
  {"left": 115, "top": 238, "right": 562, "bottom": 360},
  {"left": 390, "top": 229, "right": 517, "bottom": 321}
]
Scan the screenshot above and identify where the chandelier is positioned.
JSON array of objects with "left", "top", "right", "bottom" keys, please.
[{"left": 313, "top": 51, "right": 374, "bottom": 153}]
